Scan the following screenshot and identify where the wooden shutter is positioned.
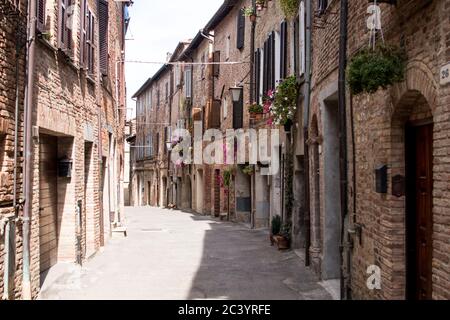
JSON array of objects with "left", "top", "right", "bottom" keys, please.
[
  {"left": 299, "top": 1, "right": 306, "bottom": 75},
  {"left": 294, "top": 16, "right": 299, "bottom": 76},
  {"left": 263, "top": 40, "right": 268, "bottom": 95},
  {"left": 210, "top": 100, "right": 221, "bottom": 129},
  {"left": 185, "top": 68, "right": 192, "bottom": 98},
  {"left": 254, "top": 49, "right": 260, "bottom": 103},
  {"left": 36, "top": 0, "right": 46, "bottom": 32},
  {"left": 80, "top": 0, "right": 87, "bottom": 67},
  {"left": 236, "top": 9, "right": 245, "bottom": 50},
  {"left": 270, "top": 32, "right": 275, "bottom": 90},
  {"left": 280, "top": 21, "right": 287, "bottom": 80},
  {"left": 233, "top": 99, "right": 243, "bottom": 129},
  {"left": 87, "top": 10, "right": 95, "bottom": 74},
  {"left": 213, "top": 51, "right": 220, "bottom": 77},
  {"left": 58, "top": 0, "right": 66, "bottom": 48},
  {"left": 99, "top": 0, "right": 109, "bottom": 75}
]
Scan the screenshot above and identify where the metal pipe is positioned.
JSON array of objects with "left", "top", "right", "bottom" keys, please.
[
  {"left": 250, "top": 0, "right": 256, "bottom": 229},
  {"left": 22, "top": 0, "right": 37, "bottom": 300},
  {"left": 303, "top": 0, "right": 312, "bottom": 267},
  {"left": 338, "top": 0, "right": 349, "bottom": 300}
]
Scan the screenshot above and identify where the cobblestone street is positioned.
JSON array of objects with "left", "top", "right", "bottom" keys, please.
[{"left": 38, "top": 207, "right": 335, "bottom": 300}]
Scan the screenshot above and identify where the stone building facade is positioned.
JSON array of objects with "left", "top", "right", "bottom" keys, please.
[
  {"left": 0, "top": 0, "right": 129, "bottom": 300},
  {"left": 129, "top": 0, "right": 450, "bottom": 300},
  {"left": 308, "top": 0, "right": 450, "bottom": 299},
  {"left": 0, "top": 0, "right": 27, "bottom": 300}
]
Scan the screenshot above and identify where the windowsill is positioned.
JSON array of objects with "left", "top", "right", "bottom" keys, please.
[
  {"left": 37, "top": 36, "right": 58, "bottom": 53},
  {"left": 86, "top": 74, "right": 96, "bottom": 86}
]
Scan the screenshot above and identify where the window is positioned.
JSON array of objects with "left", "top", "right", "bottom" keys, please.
[
  {"left": 223, "top": 96, "right": 228, "bottom": 120},
  {"left": 280, "top": 21, "right": 288, "bottom": 80},
  {"left": 236, "top": 9, "right": 245, "bottom": 50},
  {"left": 58, "top": 0, "right": 73, "bottom": 51},
  {"left": 201, "top": 53, "right": 206, "bottom": 80},
  {"left": 98, "top": 0, "right": 109, "bottom": 75},
  {"left": 86, "top": 8, "right": 95, "bottom": 75},
  {"left": 156, "top": 133, "right": 160, "bottom": 156},
  {"left": 274, "top": 31, "right": 281, "bottom": 86},
  {"left": 298, "top": 1, "right": 306, "bottom": 76},
  {"left": 213, "top": 51, "right": 220, "bottom": 77},
  {"left": 174, "top": 65, "right": 181, "bottom": 87},
  {"left": 157, "top": 89, "right": 160, "bottom": 107},
  {"left": 185, "top": 68, "right": 192, "bottom": 98},
  {"left": 165, "top": 82, "right": 169, "bottom": 103},
  {"left": 36, "top": 0, "right": 47, "bottom": 33}
]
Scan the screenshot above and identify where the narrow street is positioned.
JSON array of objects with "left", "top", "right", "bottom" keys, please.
[{"left": 38, "top": 207, "right": 334, "bottom": 300}]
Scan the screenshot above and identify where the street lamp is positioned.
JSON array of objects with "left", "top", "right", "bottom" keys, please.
[{"left": 229, "top": 85, "right": 243, "bottom": 103}]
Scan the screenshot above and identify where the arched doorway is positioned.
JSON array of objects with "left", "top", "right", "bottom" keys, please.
[{"left": 392, "top": 90, "right": 434, "bottom": 300}]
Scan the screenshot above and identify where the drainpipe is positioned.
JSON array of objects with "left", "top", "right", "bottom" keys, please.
[
  {"left": 303, "top": 0, "right": 312, "bottom": 267},
  {"left": 22, "top": 0, "right": 37, "bottom": 300},
  {"left": 338, "top": 0, "right": 349, "bottom": 300},
  {"left": 250, "top": 0, "right": 256, "bottom": 228}
]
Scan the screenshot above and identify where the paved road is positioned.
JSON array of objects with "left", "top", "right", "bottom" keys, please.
[{"left": 39, "top": 207, "right": 334, "bottom": 300}]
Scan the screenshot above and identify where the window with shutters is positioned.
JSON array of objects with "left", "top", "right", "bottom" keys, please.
[
  {"left": 274, "top": 31, "right": 281, "bottom": 86},
  {"left": 298, "top": 1, "right": 306, "bottom": 76},
  {"left": 86, "top": 8, "right": 95, "bottom": 76},
  {"left": 201, "top": 53, "right": 205, "bottom": 80},
  {"left": 99, "top": 0, "right": 109, "bottom": 76},
  {"left": 36, "top": 0, "right": 47, "bottom": 33},
  {"left": 185, "top": 68, "right": 192, "bottom": 98},
  {"left": 210, "top": 100, "right": 221, "bottom": 129},
  {"left": 165, "top": 82, "right": 169, "bottom": 103},
  {"left": 157, "top": 89, "right": 160, "bottom": 107},
  {"left": 80, "top": 0, "right": 87, "bottom": 67},
  {"left": 280, "top": 21, "right": 288, "bottom": 80},
  {"left": 236, "top": 9, "right": 245, "bottom": 50},
  {"left": 213, "top": 51, "right": 220, "bottom": 77},
  {"left": 58, "top": 0, "right": 73, "bottom": 53}
]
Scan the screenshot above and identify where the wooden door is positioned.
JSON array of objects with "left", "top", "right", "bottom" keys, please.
[
  {"left": 39, "top": 134, "right": 58, "bottom": 273},
  {"left": 406, "top": 123, "right": 433, "bottom": 300}
]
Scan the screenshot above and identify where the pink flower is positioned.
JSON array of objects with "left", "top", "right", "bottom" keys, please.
[{"left": 267, "top": 117, "right": 274, "bottom": 126}]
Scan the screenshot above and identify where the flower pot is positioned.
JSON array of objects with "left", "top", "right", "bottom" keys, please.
[
  {"left": 249, "top": 14, "right": 257, "bottom": 23},
  {"left": 284, "top": 119, "right": 293, "bottom": 132},
  {"left": 274, "top": 235, "right": 290, "bottom": 250}
]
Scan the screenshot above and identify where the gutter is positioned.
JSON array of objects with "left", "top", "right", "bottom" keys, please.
[{"left": 22, "top": 0, "right": 37, "bottom": 300}]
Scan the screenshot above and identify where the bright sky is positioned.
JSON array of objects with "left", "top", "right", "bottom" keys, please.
[{"left": 125, "top": 0, "right": 224, "bottom": 119}]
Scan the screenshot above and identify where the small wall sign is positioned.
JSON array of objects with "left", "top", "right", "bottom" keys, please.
[{"left": 440, "top": 63, "right": 450, "bottom": 86}]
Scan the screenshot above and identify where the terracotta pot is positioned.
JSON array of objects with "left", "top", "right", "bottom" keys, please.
[
  {"left": 274, "top": 235, "right": 290, "bottom": 250},
  {"left": 249, "top": 14, "right": 257, "bottom": 23}
]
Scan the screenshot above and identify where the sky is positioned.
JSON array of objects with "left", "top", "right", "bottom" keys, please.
[{"left": 125, "top": 0, "right": 224, "bottom": 119}]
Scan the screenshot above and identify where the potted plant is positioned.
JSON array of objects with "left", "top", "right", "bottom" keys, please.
[
  {"left": 275, "top": 222, "right": 292, "bottom": 250},
  {"left": 248, "top": 103, "right": 264, "bottom": 121},
  {"left": 243, "top": 7, "right": 256, "bottom": 22},
  {"left": 270, "top": 75, "right": 299, "bottom": 129},
  {"left": 256, "top": 0, "right": 266, "bottom": 11},
  {"left": 347, "top": 44, "right": 406, "bottom": 95},
  {"left": 270, "top": 215, "right": 282, "bottom": 245},
  {"left": 280, "top": 0, "right": 300, "bottom": 19}
]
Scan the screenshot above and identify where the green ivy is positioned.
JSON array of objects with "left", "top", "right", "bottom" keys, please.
[
  {"left": 222, "top": 169, "right": 232, "bottom": 187},
  {"left": 280, "top": 0, "right": 300, "bottom": 19},
  {"left": 347, "top": 45, "right": 406, "bottom": 95},
  {"left": 271, "top": 215, "right": 282, "bottom": 235}
]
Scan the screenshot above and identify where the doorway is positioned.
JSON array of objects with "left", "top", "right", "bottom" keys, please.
[
  {"left": 39, "top": 134, "right": 58, "bottom": 273},
  {"left": 406, "top": 122, "right": 433, "bottom": 300}
]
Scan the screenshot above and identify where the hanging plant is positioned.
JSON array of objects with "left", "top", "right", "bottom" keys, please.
[
  {"left": 271, "top": 75, "right": 299, "bottom": 125},
  {"left": 242, "top": 6, "right": 255, "bottom": 17},
  {"left": 280, "top": 0, "right": 300, "bottom": 19},
  {"left": 347, "top": 45, "right": 406, "bottom": 95}
]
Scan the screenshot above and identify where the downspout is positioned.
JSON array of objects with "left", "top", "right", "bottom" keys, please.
[
  {"left": 22, "top": 0, "right": 37, "bottom": 300},
  {"left": 303, "top": 0, "right": 312, "bottom": 267},
  {"left": 338, "top": 0, "right": 349, "bottom": 300},
  {"left": 250, "top": 0, "right": 256, "bottom": 229}
]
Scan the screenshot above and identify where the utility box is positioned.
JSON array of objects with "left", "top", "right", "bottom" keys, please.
[
  {"left": 375, "top": 165, "right": 388, "bottom": 194},
  {"left": 58, "top": 158, "right": 73, "bottom": 178}
]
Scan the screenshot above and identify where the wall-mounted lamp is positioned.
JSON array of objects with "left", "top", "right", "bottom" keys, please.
[{"left": 229, "top": 85, "right": 243, "bottom": 103}]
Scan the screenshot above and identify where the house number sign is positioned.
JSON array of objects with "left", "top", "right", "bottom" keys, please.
[{"left": 440, "top": 63, "right": 450, "bottom": 86}]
